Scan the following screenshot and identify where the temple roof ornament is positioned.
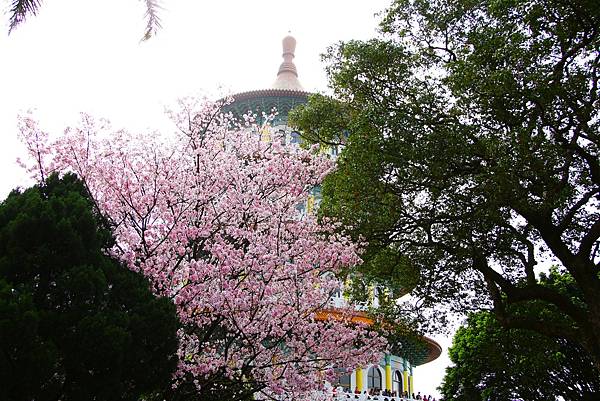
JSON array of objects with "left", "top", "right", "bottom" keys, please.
[{"left": 272, "top": 34, "right": 305, "bottom": 91}]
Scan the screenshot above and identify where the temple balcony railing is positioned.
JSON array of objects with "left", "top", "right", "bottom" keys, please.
[{"left": 331, "top": 393, "right": 412, "bottom": 401}]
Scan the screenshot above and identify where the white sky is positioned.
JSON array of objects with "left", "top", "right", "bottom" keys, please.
[{"left": 0, "top": 0, "right": 452, "bottom": 397}]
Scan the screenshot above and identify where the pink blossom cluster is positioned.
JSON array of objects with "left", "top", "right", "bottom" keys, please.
[{"left": 18, "top": 98, "right": 386, "bottom": 399}]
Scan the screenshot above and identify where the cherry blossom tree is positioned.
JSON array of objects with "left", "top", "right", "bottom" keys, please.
[{"left": 18, "top": 98, "right": 385, "bottom": 400}]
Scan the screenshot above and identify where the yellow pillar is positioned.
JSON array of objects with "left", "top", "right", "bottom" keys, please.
[
  {"left": 403, "top": 370, "right": 409, "bottom": 395},
  {"left": 385, "top": 363, "right": 392, "bottom": 390},
  {"left": 260, "top": 127, "right": 271, "bottom": 142},
  {"left": 307, "top": 194, "right": 315, "bottom": 214},
  {"left": 409, "top": 375, "right": 414, "bottom": 396},
  {"left": 356, "top": 368, "right": 364, "bottom": 392}
]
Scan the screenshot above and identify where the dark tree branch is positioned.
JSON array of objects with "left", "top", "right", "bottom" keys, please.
[
  {"left": 579, "top": 219, "right": 600, "bottom": 259},
  {"left": 8, "top": 0, "right": 42, "bottom": 33}
]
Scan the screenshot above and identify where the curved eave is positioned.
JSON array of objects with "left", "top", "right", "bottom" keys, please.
[
  {"left": 221, "top": 88, "right": 311, "bottom": 126},
  {"left": 230, "top": 88, "right": 311, "bottom": 103},
  {"left": 314, "top": 308, "right": 374, "bottom": 326},
  {"left": 418, "top": 336, "right": 442, "bottom": 365},
  {"left": 314, "top": 308, "right": 442, "bottom": 365}
]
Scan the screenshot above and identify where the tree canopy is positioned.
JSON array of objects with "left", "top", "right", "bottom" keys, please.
[
  {"left": 440, "top": 269, "right": 600, "bottom": 401},
  {"left": 17, "top": 99, "right": 385, "bottom": 400},
  {"left": 290, "top": 0, "right": 600, "bottom": 368},
  {"left": 0, "top": 173, "right": 179, "bottom": 401}
]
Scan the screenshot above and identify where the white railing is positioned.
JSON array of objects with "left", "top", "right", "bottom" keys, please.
[{"left": 332, "top": 393, "right": 410, "bottom": 401}]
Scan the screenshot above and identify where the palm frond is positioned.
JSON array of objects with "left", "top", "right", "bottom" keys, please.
[
  {"left": 8, "top": 0, "right": 43, "bottom": 33},
  {"left": 141, "top": 0, "right": 162, "bottom": 41}
]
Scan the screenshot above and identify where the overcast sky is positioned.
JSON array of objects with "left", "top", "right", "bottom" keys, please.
[{"left": 0, "top": 0, "right": 453, "bottom": 397}]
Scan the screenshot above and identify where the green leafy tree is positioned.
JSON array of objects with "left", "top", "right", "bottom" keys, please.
[
  {"left": 0, "top": 173, "right": 179, "bottom": 401},
  {"left": 290, "top": 0, "right": 600, "bottom": 367},
  {"left": 440, "top": 269, "right": 600, "bottom": 401},
  {"left": 149, "top": 373, "right": 257, "bottom": 401},
  {"left": 441, "top": 312, "right": 600, "bottom": 401}
]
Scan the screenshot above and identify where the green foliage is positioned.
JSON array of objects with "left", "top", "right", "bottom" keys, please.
[
  {"left": 290, "top": 0, "right": 600, "bottom": 366},
  {"left": 291, "top": 94, "right": 420, "bottom": 298},
  {"left": 369, "top": 304, "right": 429, "bottom": 366},
  {"left": 441, "top": 270, "right": 600, "bottom": 399},
  {"left": 0, "top": 173, "right": 179, "bottom": 401},
  {"left": 441, "top": 307, "right": 600, "bottom": 401},
  {"left": 150, "top": 373, "right": 258, "bottom": 401}
]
